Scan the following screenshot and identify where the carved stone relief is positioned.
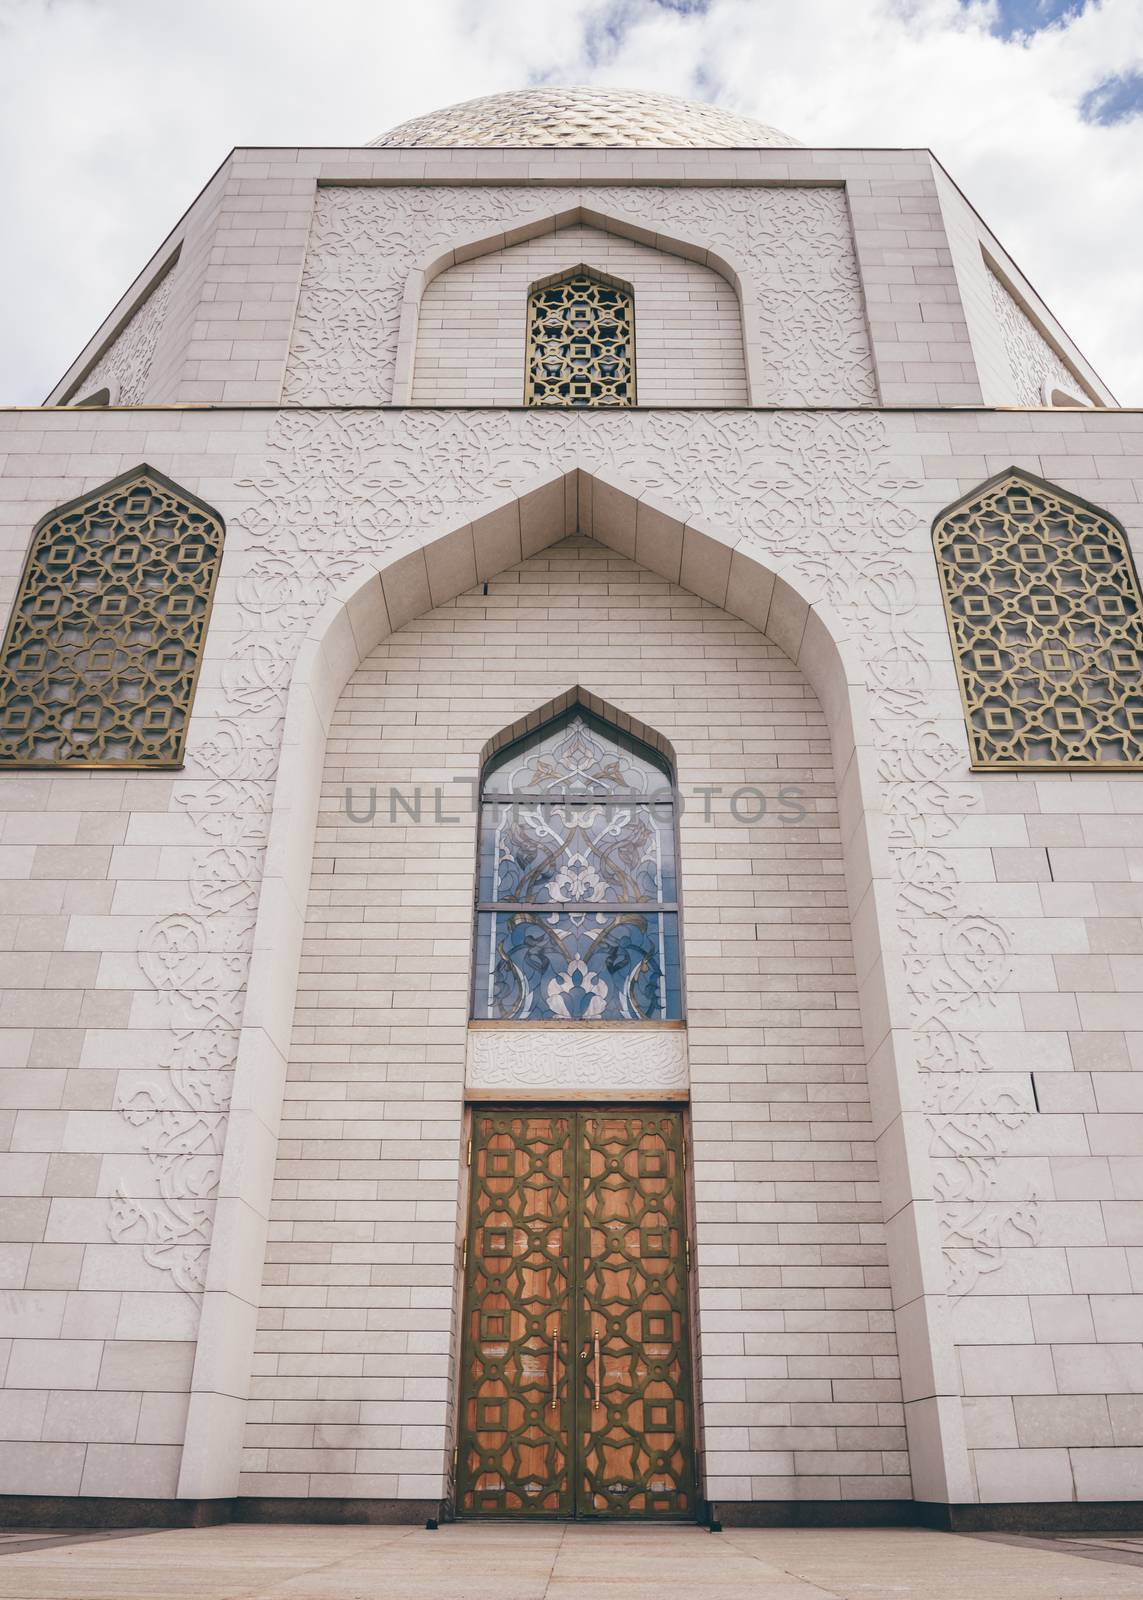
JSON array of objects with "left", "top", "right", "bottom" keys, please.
[
  {"left": 72, "top": 266, "right": 176, "bottom": 405},
  {"left": 284, "top": 186, "right": 876, "bottom": 406},
  {"left": 988, "top": 267, "right": 1085, "bottom": 406},
  {"left": 120, "top": 405, "right": 1031, "bottom": 1315},
  {"left": 467, "top": 1027, "right": 689, "bottom": 1096}
]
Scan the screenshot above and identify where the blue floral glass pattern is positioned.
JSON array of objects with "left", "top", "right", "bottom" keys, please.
[
  {"left": 473, "top": 712, "right": 681, "bottom": 1022},
  {"left": 478, "top": 800, "right": 674, "bottom": 907}
]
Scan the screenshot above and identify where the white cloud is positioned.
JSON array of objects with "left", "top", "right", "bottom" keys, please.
[{"left": 0, "top": 0, "right": 1140, "bottom": 403}]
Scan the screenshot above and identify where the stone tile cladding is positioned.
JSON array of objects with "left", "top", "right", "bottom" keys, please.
[
  {"left": 928, "top": 162, "right": 1110, "bottom": 411},
  {"left": 0, "top": 411, "right": 271, "bottom": 1498},
  {"left": 240, "top": 535, "right": 909, "bottom": 1504},
  {"left": 283, "top": 186, "right": 875, "bottom": 407},
  {"left": 49, "top": 145, "right": 1064, "bottom": 412},
  {"left": 0, "top": 406, "right": 1141, "bottom": 1502},
  {"left": 412, "top": 223, "right": 747, "bottom": 408}
]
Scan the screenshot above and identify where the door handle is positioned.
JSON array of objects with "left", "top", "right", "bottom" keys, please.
[
  {"left": 593, "top": 1328, "right": 601, "bottom": 1412},
  {"left": 551, "top": 1332, "right": 558, "bottom": 1412}
]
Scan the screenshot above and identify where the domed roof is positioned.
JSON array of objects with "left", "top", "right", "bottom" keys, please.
[{"left": 370, "top": 86, "right": 801, "bottom": 150}]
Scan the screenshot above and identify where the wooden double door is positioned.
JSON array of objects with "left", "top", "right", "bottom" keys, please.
[{"left": 457, "top": 1105, "right": 696, "bottom": 1520}]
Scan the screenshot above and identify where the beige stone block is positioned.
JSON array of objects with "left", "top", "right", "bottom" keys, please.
[
  {"left": 949, "top": 1295, "right": 1033, "bottom": 1345},
  {"left": 424, "top": 525, "right": 477, "bottom": 608},
  {"left": 1071, "top": 1445, "right": 1143, "bottom": 1500},
  {"left": 97, "top": 1340, "right": 196, "bottom": 1391},
  {"left": 959, "top": 1344, "right": 1056, "bottom": 1396},
  {"left": 726, "top": 548, "right": 775, "bottom": 635},
  {"left": 138, "top": 1389, "right": 190, "bottom": 1445},
  {"left": 380, "top": 549, "right": 431, "bottom": 632},
  {"left": 519, "top": 477, "right": 568, "bottom": 556},
  {"left": 0, "top": 1388, "right": 48, "bottom": 1440},
  {"left": 765, "top": 576, "right": 809, "bottom": 661},
  {"left": 7, "top": 1337, "right": 102, "bottom": 1389},
  {"left": 43, "top": 1389, "right": 141, "bottom": 1444},
  {"left": 0, "top": 1440, "right": 85, "bottom": 1495},
  {"left": 961, "top": 1396, "right": 1017, "bottom": 1449},
  {"left": 472, "top": 502, "right": 522, "bottom": 578},
  {"left": 80, "top": 1442, "right": 182, "bottom": 1497},
  {"left": 1030, "top": 1293, "right": 1096, "bottom": 1342},
  {"left": 25, "top": 1242, "right": 84, "bottom": 1290},
  {"left": 973, "top": 1445, "right": 1075, "bottom": 1502},
  {"left": 1052, "top": 1342, "right": 1143, "bottom": 1394},
  {"left": 590, "top": 479, "right": 636, "bottom": 556},
  {"left": 634, "top": 498, "right": 684, "bottom": 582},
  {"left": 680, "top": 524, "right": 732, "bottom": 608},
  {"left": 1014, "top": 1392, "right": 1113, "bottom": 1448}
]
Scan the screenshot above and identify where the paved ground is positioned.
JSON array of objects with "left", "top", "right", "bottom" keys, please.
[{"left": 1, "top": 1522, "right": 1143, "bottom": 1599}]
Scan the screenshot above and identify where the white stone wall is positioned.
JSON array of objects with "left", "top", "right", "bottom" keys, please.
[
  {"left": 411, "top": 223, "right": 747, "bottom": 407},
  {"left": 0, "top": 409, "right": 274, "bottom": 1498},
  {"left": 285, "top": 184, "right": 876, "bottom": 408},
  {"left": 71, "top": 265, "right": 177, "bottom": 406},
  {"left": 985, "top": 268, "right": 1089, "bottom": 407},
  {"left": 0, "top": 405, "right": 1142, "bottom": 1506},
  {"left": 930, "top": 162, "right": 1111, "bottom": 410},
  {"left": 56, "top": 160, "right": 235, "bottom": 409},
  {"left": 238, "top": 535, "right": 907, "bottom": 1503},
  {"left": 47, "top": 145, "right": 1116, "bottom": 412}
]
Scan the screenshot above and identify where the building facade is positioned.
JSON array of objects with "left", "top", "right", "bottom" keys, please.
[{"left": 0, "top": 86, "right": 1141, "bottom": 1527}]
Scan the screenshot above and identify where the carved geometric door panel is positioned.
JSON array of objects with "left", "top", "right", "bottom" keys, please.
[
  {"left": 457, "top": 1105, "right": 695, "bottom": 1520},
  {"left": 458, "top": 1108, "right": 574, "bottom": 1516},
  {"left": 575, "top": 1109, "right": 694, "bottom": 1518}
]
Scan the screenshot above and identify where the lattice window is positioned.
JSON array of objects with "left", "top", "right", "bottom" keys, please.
[
  {"left": 473, "top": 708, "right": 681, "bottom": 1020},
  {"left": 934, "top": 469, "right": 1143, "bottom": 770},
  {"left": 525, "top": 270, "right": 635, "bottom": 407},
  {"left": 0, "top": 466, "right": 224, "bottom": 768}
]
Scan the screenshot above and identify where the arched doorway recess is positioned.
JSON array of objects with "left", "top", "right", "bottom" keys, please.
[{"left": 176, "top": 467, "right": 966, "bottom": 1514}]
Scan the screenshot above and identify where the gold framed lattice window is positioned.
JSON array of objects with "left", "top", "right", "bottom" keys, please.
[
  {"left": 0, "top": 465, "right": 224, "bottom": 769},
  {"left": 934, "top": 468, "right": 1143, "bottom": 770},
  {"left": 525, "top": 269, "right": 635, "bottom": 407}
]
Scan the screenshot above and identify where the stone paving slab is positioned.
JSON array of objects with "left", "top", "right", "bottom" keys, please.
[
  {"left": 2, "top": 1523, "right": 1143, "bottom": 1600},
  {"left": 970, "top": 1533, "right": 1143, "bottom": 1570}
]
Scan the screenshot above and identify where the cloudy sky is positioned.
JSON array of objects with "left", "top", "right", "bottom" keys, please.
[{"left": 1, "top": 0, "right": 1141, "bottom": 404}]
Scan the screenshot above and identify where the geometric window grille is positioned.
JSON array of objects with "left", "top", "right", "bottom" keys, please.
[
  {"left": 0, "top": 465, "right": 224, "bottom": 768},
  {"left": 524, "top": 269, "right": 635, "bottom": 407},
  {"left": 472, "top": 706, "right": 681, "bottom": 1021},
  {"left": 933, "top": 467, "right": 1143, "bottom": 770}
]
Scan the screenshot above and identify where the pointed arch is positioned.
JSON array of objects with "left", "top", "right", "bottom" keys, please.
[
  {"left": 525, "top": 266, "right": 636, "bottom": 407},
  {"left": 473, "top": 690, "right": 681, "bottom": 1024},
  {"left": 391, "top": 201, "right": 759, "bottom": 404},
  {"left": 933, "top": 466, "right": 1143, "bottom": 770},
  {"left": 178, "top": 465, "right": 969, "bottom": 1514},
  {"left": 479, "top": 684, "right": 676, "bottom": 775},
  {"left": 0, "top": 465, "right": 224, "bottom": 768}
]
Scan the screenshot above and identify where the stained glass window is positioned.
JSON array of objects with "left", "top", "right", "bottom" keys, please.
[
  {"left": 934, "top": 469, "right": 1143, "bottom": 770},
  {"left": 472, "top": 710, "right": 681, "bottom": 1022},
  {"left": 0, "top": 466, "right": 224, "bottom": 768},
  {"left": 525, "top": 270, "right": 635, "bottom": 407}
]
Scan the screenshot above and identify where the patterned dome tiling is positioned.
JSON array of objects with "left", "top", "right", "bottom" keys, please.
[{"left": 370, "top": 86, "right": 801, "bottom": 149}]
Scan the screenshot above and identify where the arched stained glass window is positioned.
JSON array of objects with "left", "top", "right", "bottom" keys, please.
[
  {"left": 525, "top": 269, "right": 635, "bottom": 407},
  {"left": 934, "top": 468, "right": 1143, "bottom": 770},
  {"left": 0, "top": 465, "right": 224, "bottom": 768},
  {"left": 472, "top": 709, "right": 681, "bottom": 1022}
]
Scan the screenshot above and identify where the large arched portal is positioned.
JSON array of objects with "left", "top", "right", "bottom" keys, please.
[{"left": 177, "top": 470, "right": 964, "bottom": 1521}]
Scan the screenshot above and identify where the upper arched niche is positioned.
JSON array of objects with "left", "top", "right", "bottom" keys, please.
[{"left": 410, "top": 220, "right": 748, "bottom": 408}]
